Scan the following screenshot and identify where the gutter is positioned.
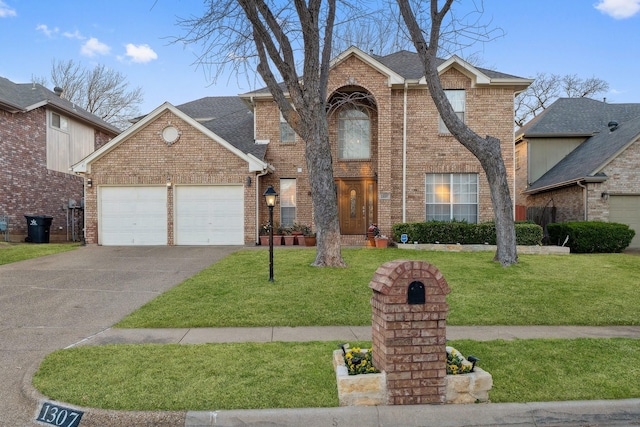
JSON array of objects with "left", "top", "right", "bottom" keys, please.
[
  {"left": 402, "top": 82, "right": 408, "bottom": 223},
  {"left": 523, "top": 175, "right": 607, "bottom": 195}
]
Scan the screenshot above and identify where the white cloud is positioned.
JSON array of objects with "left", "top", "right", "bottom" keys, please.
[
  {"left": 81, "top": 37, "right": 111, "bottom": 57},
  {"left": 36, "top": 24, "right": 58, "bottom": 38},
  {"left": 0, "top": 1, "right": 16, "bottom": 17},
  {"left": 124, "top": 43, "right": 158, "bottom": 63},
  {"left": 594, "top": 0, "right": 640, "bottom": 19},
  {"left": 63, "top": 30, "right": 84, "bottom": 40}
]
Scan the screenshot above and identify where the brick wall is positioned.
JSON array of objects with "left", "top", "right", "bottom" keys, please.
[
  {"left": 0, "top": 108, "right": 89, "bottom": 241},
  {"left": 84, "top": 110, "right": 256, "bottom": 245},
  {"left": 254, "top": 54, "right": 518, "bottom": 236}
]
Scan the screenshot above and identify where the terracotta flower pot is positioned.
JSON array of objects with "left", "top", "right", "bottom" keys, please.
[{"left": 375, "top": 238, "right": 388, "bottom": 248}]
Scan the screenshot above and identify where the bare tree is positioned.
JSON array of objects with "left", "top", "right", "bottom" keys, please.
[
  {"left": 515, "top": 72, "right": 609, "bottom": 127},
  {"left": 178, "top": 0, "right": 350, "bottom": 267},
  {"left": 397, "top": 0, "right": 518, "bottom": 266},
  {"left": 46, "top": 59, "right": 143, "bottom": 130}
]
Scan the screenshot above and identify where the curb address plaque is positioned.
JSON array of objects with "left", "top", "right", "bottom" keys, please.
[{"left": 36, "top": 402, "right": 83, "bottom": 427}]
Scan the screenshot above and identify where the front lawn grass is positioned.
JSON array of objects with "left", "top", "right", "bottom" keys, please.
[
  {"left": 33, "top": 338, "right": 640, "bottom": 411},
  {"left": 0, "top": 242, "right": 79, "bottom": 266},
  {"left": 116, "top": 248, "right": 640, "bottom": 328}
]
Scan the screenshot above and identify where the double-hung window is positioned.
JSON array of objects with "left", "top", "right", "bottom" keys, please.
[
  {"left": 338, "top": 106, "right": 370, "bottom": 159},
  {"left": 280, "top": 111, "right": 296, "bottom": 143},
  {"left": 280, "top": 178, "right": 296, "bottom": 227},
  {"left": 438, "top": 90, "right": 465, "bottom": 134},
  {"left": 425, "top": 173, "right": 478, "bottom": 223}
]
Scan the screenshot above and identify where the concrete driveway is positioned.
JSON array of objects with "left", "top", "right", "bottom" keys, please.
[{"left": 0, "top": 245, "right": 239, "bottom": 426}]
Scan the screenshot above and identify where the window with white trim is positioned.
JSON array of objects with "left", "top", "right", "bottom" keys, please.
[
  {"left": 338, "top": 106, "right": 370, "bottom": 159},
  {"left": 280, "top": 178, "right": 296, "bottom": 227},
  {"left": 438, "top": 90, "right": 465, "bottom": 134},
  {"left": 280, "top": 111, "right": 295, "bottom": 143},
  {"left": 425, "top": 173, "right": 478, "bottom": 223},
  {"left": 51, "top": 112, "right": 69, "bottom": 131}
]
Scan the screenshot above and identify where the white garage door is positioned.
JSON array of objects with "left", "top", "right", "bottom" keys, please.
[
  {"left": 609, "top": 195, "right": 640, "bottom": 249},
  {"left": 100, "top": 186, "right": 168, "bottom": 245},
  {"left": 175, "top": 185, "right": 244, "bottom": 245}
]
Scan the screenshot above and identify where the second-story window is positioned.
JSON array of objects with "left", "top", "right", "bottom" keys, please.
[
  {"left": 338, "top": 106, "right": 370, "bottom": 160},
  {"left": 438, "top": 90, "right": 465, "bottom": 134},
  {"left": 51, "top": 112, "right": 69, "bottom": 131},
  {"left": 280, "top": 111, "right": 296, "bottom": 143}
]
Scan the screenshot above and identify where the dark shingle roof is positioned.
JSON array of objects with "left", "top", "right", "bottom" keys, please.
[
  {"left": 518, "top": 97, "right": 640, "bottom": 137},
  {"left": 243, "top": 49, "right": 528, "bottom": 96},
  {"left": 371, "top": 50, "right": 523, "bottom": 80},
  {"left": 175, "top": 96, "right": 266, "bottom": 160},
  {"left": 526, "top": 112, "right": 640, "bottom": 193},
  {"left": 0, "top": 76, "right": 120, "bottom": 134}
]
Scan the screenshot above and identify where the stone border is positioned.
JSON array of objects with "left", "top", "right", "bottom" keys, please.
[{"left": 397, "top": 243, "right": 570, "bottom": 255}]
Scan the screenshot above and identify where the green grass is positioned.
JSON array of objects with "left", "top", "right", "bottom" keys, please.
[
  {"left": 0, "top": 242, "right": 79, "bottom": 265},
  {"left": 116, "top": 248, "right": 640, "bottom": 328},
  {"left": 33, "top": 338, "right": 640, "bottom": 410}
]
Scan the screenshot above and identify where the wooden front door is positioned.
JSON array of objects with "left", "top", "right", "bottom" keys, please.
[{"left": 337, "top": 178, "right": 377, "bottom": 235}]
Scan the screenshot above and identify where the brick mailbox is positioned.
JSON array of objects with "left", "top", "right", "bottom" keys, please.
[{"left": 369, "top": 260, "right": 451, "bottom": 405}]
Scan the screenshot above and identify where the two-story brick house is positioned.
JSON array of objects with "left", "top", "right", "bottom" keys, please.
[
  {"left": 515, "top": 97, "right": 640, "bottom": 248},
  {"left": 0, "top": 77, "right": 120, "bottom": 242},
  {"left": 72, "top": 47, "right": 531, "bottom": 246}
]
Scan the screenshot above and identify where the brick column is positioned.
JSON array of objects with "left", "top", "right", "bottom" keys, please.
[{"left": 369, "top": 260, "right": 451, "bottom": 405}]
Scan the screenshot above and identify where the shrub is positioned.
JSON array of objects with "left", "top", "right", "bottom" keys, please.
[
  {"left": 392, "top": 221, "right": 543, "bottom": 246},
  {"left": 546, "top": 221, "right": 635, "bottom": 253}
]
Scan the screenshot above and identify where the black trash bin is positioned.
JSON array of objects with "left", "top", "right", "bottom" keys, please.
[{"left": 25, "top": 215, "right": 53, "bottom": 243}]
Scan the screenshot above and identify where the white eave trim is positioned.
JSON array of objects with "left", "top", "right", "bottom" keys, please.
[
  {"left": 331, "top": 46, "right": 405, "bottom": 87},
  {"left": 71, "top": 102, "right": 268, "bottom": 174},
  {"left": 435, "top": 55, "right": 533, "bottom": 89}
]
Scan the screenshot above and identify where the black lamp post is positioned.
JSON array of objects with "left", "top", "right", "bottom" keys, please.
[{"left": 263, "top": 185, "right": 278, "bottom": 282}]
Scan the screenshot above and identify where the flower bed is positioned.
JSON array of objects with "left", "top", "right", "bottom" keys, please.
[{"left": 333, "top": 345, "right": 492, "bottom": 406}]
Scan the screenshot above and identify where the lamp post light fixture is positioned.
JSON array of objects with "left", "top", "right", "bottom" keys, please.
[{"left": 263, "top": 185, "right": 278, "bottom": 282}]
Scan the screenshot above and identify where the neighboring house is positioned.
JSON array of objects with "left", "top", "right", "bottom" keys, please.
[
  {"left": 71, "top": 47, "right": 531, "bottom": 246},
  {"left": 0, "top": 77, "right": 120, "bottom": 242},
  {"left": 515, "top": 97, "right": 640, "bottom": 248}
]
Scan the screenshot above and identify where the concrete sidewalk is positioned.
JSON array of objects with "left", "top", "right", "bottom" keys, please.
[{"left": 70, "top": 325, "right": 640, "bottom": 347}]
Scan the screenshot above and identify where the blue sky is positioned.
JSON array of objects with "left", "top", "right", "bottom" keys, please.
[{"left": 1, "top": 0, "right": 639, "bottom": 114}]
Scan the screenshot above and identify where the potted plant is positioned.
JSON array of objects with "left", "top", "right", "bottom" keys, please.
[
  {"left": 367, "top": 224, "right": 379, "bottom": 247},
  {"left": 375, "top": 231, "right": 389, "bottom": 248},
  {"left": 294, "top": 224, "right": 311, "bottom": 245},
  {"left": 273, "top": 222, "right": 284, "bottom": 245},
  {"left": 303, "top": 227, "right": 316, "bottom": 246},
  {"left": 282, "top": 226, "right": 296, "bottom": 245},
  {"left": 259, "top": 223, "right": 270, "bottom": 246}
]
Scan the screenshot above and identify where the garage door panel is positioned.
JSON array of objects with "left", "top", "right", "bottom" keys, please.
[
  {"left": 176, "top": 186, "right": 244, "bottom": 245},
  {"left": 609, "top": 195, "right": 640, "bottom": 249},
  {"left": 100, "top": 187, "right": 168, "bottom": 245}
]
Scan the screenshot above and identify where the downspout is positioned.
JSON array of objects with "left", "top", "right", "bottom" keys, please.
[
  {"left": 576, "top": 181, "right": 588, "bottom": 221},
  {"left": 402, "top": 82, "right": 408, "bottom": 223}
]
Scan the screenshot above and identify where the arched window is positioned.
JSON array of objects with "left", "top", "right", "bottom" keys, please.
[{"left": 338, "top": 106, "right": 370, "bottom": 159}]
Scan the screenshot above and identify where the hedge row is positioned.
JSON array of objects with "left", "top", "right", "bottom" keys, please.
[
  {"left": 547, "top": 221, "right": 635, "bottom": 253},
  {"left": 391, "top": 222, "right": 543, "bottom": 246}
]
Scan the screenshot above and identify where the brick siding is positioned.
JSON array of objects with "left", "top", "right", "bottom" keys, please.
[
  {"left": 0, "top": 107, "right": 113, "bottom": 241},
  {"left": 255, "top": 55, "right": 517, "bottom": 236},
  {"left": 84, "top": 110, "right": 257, "bottom": 245}
]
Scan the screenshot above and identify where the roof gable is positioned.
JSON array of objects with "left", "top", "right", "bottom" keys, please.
[
  {"left": 0, "top": 76, "right": 120, "bottom": 135},
  {"left": 526, "top": 115, "right": 640, "bottom": 193},
  {"left": 241, "top": 47, "right": 532, "bottom": 97},
  {"left": 71, "top": 102, "right": 268, "bottom": 174}
]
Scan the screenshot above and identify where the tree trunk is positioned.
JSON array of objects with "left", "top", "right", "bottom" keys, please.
[
  {"left": 397, "top": 0, "right": 518, "bottom": 266},
  {"left": 301, "top": 106, "right": 346, "bottom": 267}
]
